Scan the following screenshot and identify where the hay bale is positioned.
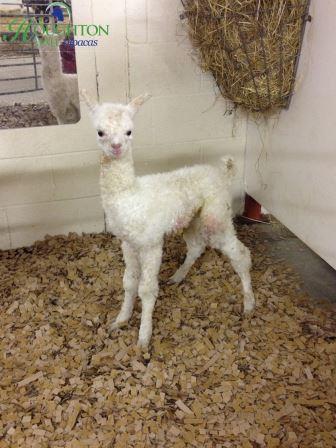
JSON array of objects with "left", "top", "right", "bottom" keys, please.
[{"left": 182, "top": 0, "right": 311, "bottom": 113}]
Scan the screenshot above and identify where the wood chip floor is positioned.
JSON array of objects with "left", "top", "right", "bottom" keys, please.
[{"left": 0, "top": 225, "right": 335, "bottom": 447}]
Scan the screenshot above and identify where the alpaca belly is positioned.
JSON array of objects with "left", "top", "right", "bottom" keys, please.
[
  {"left": 172, "top": 215, "right": 192, "bottom": 233},
  {"left": 203, "top": 215, "right": 221, "bottom": 235},
  {"left": 171, "top": 206, "right": 199, "bottom": 234},
  {"left": 170, "top": 195, "right": 203, "bottom": 234}
]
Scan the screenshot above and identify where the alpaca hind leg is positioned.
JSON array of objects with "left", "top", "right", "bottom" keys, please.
[
  {"left": 170, "top": 218, "right": 206, "bottom": 284},
  {"left": 210, "top": 227, "right": 255, "bottom": 313},
  {"left": 110, "top": 241, "right": 140, "bottom": 330},
  {"left": 137, "top": 245, "right": 163, "bottom": 349}
]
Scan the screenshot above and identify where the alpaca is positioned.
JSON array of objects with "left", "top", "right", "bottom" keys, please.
[
  {"left": 36, "top": 33, "right": 80, "bottom": 124},
  {"left": 81, "top": 90, "right": 255, "bottom": 349}
]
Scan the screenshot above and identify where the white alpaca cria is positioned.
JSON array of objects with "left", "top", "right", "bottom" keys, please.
[
  {"left": 36, "top": 34, "right": 80, "bottom": 124},
  {"left": 82, "top": 90, "right": 255, "bottom": 349}
]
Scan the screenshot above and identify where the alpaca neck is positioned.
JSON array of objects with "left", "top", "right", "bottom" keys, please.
[
  {"left": 39, "top": 45, "right": 62, "bottom": 81},
  {"left": 100, "top": 149, "right": 136, "bottom": 197}
]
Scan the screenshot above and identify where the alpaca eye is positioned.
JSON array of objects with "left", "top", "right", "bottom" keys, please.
[
  {"left": 98, "top": 130, "right": 104, "bottom": 137},
  {"left": 126, "top": 130, "right": 132, "bottom": 136}
]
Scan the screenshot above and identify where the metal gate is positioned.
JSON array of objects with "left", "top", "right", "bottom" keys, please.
[
  {"left": 0, "top": 2, "right": 44, "bottom": 96},
  {"left": 0, "top": 1, "right": 73, "bottom": 97}
]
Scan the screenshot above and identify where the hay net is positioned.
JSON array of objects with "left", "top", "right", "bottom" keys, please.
[{"left": 181, "top": 0, "right": 311, "bottom": 113}]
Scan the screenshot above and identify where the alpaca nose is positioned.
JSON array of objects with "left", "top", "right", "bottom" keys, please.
[{"left": 112, "top": 143, "right": 122, "bottom": 150}]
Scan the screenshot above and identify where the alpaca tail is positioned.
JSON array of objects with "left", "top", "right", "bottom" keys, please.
[{"left": 219, "top": 156, "right": 237, "bottom": 183}]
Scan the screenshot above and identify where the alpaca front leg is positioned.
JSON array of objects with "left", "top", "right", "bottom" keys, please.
[
  {"left": 137, "top": 245, "right": 162, "bottom": 349},
  {"left": 110, "top": 241, "right": 140, "bottom": 330}
]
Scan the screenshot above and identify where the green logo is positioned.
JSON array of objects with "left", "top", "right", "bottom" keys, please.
[{"left": 2, "top": 2, "right": 109, "bottom": 44}]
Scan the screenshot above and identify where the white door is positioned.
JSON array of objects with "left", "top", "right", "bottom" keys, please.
[{"left": 244, "top": 1, "right": 336, "bottom": 269}]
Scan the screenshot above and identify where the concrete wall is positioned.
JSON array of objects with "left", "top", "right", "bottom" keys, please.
[
  {"left": 0, "top": 0, "right": 246, "bottom": 250},
  {"left": 0, "top": 0, "right": 103, "bottom": 250},
  {"left": 245, "top": 0, "right": 336, "bottom": 269}
]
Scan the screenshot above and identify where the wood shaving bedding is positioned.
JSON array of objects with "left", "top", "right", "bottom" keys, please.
[{"left": 0, "top": 225, "right": 335, "bottom": 447}]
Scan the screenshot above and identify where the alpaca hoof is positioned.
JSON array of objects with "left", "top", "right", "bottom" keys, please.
[
  {"left": 167, "top": 277, "right": 178, "bottom": 285},
  {"left": 244, "top": 301, "right": 255, "bottom": 315},
  {"left": 168, "top": 273, "right": 184, "bottom": 285},
  {"left": 137, "top": 338, "right": 150, "bottom": 352},
  {"left": 110, "top": 320, "right": 128, "bottom": 332}
]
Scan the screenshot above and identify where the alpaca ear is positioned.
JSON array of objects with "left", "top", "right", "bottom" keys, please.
[
  {"left": 34, "top": 23, "right": 44, "bottom": 39},
  {"left": 127, "top": 93, "right": 151, "bottom": 116},
  {"left": 80, "top": 89, "right": 98, "bottom": 113}
]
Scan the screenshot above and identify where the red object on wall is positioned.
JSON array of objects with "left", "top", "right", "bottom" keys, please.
[
  {"left": 59, "top": 36, "right": 77, "bottom": 74},
  {"left": 243, "top": 194, "right": 262, "bottom": 221}
]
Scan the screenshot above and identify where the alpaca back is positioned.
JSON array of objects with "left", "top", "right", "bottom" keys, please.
[{"left": 103, "top": 162, "right": 234, "bottom": 246}]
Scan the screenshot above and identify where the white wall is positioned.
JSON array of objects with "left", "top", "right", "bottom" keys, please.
[
  {"left": 245, "top": 0, "right": 336, "bottom": 269},
  {"left": 0, "top": 0, "right": 246, "bottom": 250},
  {"left": 0, "top": 0, "right": 104, "bottom": 250},
  {"left": 93, "top": 0, "right": 247, "bottom": 206}
]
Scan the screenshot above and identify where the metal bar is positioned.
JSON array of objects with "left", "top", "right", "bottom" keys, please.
[
  {"left": 0, "top": 62, "right": 41, "bottom": 67},
  {"left": 196, "top": 41, "right": 300, "bottom": 97},
  {"left": 259, "top": 26, "right": 271, "bottom": 108},
  {"left": 0, "top": 1, "right": 65, "bottom": 4},
  {"left": 215, "top": 17, "right": 230, "bottom": 98},
  {"left": 180, "top": 2, "right": 308, "bottom": 19},
  {"left": 0, "top": 1, "right": 51, "bottom": 96},
  {"left": 278, "top": 22, "right": 284, "bottom": 103},
  {"left": 0, "top": 49, "right": 39, "bottom": 54},
  {"left": 0, "top": 20, "right": 38, "bottom": 24},
  {"left": 0, "top": 75, "right": 41, "bottom": 81},
  {"left": 237, "top": 27, "right": 262, "bottom": 111},
  {"left": 32, "top": 45, "right": 38, "bottom": 89},
  {"left": 285, "top": 0, "right": 311, "bottom": 109},
  {"left": 0, "top": 2, "right": 52, "bottom": 5},
  {"left": 185, "top": 13, "right": 305, "bottom": 57},
  {"left": 26, "top": 2, "right": 39, "bottom": 90},
  {"left": 0, "top": 13, "right": 48, "bottom": 18},
  {"left": 0, "top": 88, "right": 43, "bottom": 96}
]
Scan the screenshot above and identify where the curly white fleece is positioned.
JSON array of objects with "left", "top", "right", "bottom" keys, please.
[
  {"left": 37, "top": 36, "right": 80, "bottom": 125},
  {"left": 82, "top": 91, "right": 255, "bottom": 349}
]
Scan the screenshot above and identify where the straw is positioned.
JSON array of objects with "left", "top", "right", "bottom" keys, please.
[{"left": 182, "top": 0, "right": 310, "bottom": 113}]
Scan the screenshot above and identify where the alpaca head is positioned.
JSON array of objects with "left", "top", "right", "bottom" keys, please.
[
  {"left": 34, "top": 23, "right": 65, "bottom": 48},
  {"left": 81, "top": 90, "right": 150, "bottom": 159}
]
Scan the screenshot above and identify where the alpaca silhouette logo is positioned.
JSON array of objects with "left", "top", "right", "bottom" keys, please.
[{"left": 46, "top": 2, "right": 72, "bottom": 22}]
